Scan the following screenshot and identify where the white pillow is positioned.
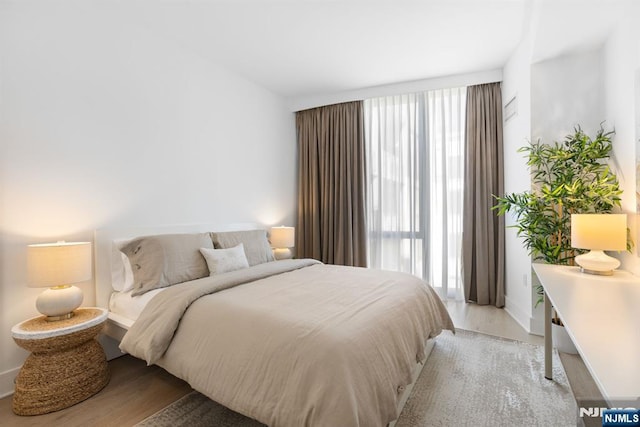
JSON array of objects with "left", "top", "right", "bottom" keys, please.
[
  {"left": 111, "top": 240, "right": 135, "bottom": 292},
  {"left": 200, "top": 244, "right": 249, "bottom": 276},
  {"left": 120, "top": 252, "right": 135, "bottom": 292}
]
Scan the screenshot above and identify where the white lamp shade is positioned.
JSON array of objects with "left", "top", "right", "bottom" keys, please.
[
  {"left": 27, "top": 241, "right": 92, "bottom": 288},
  {"left": 571, "top": 214, "right": 626, "bottom": 251},
  {"left": 270, "top": 226, "right": 295, "bottom": 248}
]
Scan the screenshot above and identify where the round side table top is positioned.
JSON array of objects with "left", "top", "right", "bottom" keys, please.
[{"left": 11, "top": 307, "right": 108, "bottom": 340}]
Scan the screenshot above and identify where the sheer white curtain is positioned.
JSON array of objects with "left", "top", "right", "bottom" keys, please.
[{"left": 364, "top": 87, "right": 466, "bottom": 300}]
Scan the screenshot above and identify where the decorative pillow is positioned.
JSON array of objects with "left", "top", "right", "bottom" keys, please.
[
  {"left": 210, "top": 230, "right": 274, "bottom": 266},
  {"left": 121, "top": 233, "right": 213, "bottom": 296},
  {"left": 200, "top": 244, "right": 250, "bottom": 276}
]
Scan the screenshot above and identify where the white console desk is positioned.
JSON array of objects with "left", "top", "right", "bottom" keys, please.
[{"left": 533, "top": 263, "right": 640, "bottom": 403}]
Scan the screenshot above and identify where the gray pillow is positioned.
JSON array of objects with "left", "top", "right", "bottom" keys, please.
[
  {"left": 210, "top": 230, "right": 274, "bottom": 266},
  {"left": 121, "top": 233, "right": 213, "bottom": 296}
]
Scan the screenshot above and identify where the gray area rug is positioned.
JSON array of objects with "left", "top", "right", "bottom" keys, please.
[{"left": 136, "top": 329, "right": 575, "bottom": 427}]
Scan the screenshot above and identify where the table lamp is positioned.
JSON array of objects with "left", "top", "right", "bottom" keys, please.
[
  {"left": 571, "top": 214, "right": 626, "bottom": 275},
  {"left": 27, "top": 241, "right": 92, "bottom": 321},
  {"left": 270, "top": 226, "right": 295, "bottom": 260}
]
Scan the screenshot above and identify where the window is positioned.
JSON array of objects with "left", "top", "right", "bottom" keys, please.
[{"left": 364, "top": 88, "right": 466, "bottom": 299}]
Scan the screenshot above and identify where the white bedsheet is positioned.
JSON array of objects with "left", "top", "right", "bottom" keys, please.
[{"left": 109, "top": 288, "right": 165, "bottom": 324}]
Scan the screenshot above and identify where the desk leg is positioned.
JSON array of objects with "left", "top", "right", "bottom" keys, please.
[{"left": 544, "top": 290, "right": 553, "bottom": 380}]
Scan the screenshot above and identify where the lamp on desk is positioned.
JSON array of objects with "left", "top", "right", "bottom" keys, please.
[
  {"left": 270, "top": 226, "right": 295, "bottom": 260},
  {"left": 27, "top": 241, "right": 92, "bottom": 321},
  {"left": 571, "top": 214, "right": 626, "bottom": 276}
]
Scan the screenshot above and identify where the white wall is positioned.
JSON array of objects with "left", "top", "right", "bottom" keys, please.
[
  {"left": 288, "top": 69, "right": 503, "bottom": 112},
  {"left": 603, "top": 3, "right": 640, "bottom": 275},
  {"left": 501, "top": 34, "right": 534, "bottom": 333},
  {"left": 502, "top": 36, "right": 621, "bottom": 335},
  {"left": 0, "top": 3, "right": 296, "bottom": 396},
  {"left": 527, "top": 48, "right": 606, "bottom": 333},
  {"left": 531, "top": 50, "right": 605, "bottom": 145}
]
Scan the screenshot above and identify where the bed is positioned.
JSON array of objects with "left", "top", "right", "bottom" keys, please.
[{"left": 94, "top": 224, "right": 454, "bottom": 427}]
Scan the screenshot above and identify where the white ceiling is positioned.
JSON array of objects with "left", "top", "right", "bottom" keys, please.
[{"left": 124, "top": 0, "right": 628, "bottom": 99}]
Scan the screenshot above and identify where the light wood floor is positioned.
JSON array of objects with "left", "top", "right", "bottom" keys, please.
[
  {"left": 0, "top": 356, "right": 192, "bottom": 426},
  {"left": 444, "top": 299, "right": 544, "bottom": 345},
  {"left": 0, "top": 302, "right": 556, "bottom": 426}
]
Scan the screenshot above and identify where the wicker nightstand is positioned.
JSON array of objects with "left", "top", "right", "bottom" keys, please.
[{"left": 11, "top": 307, "right": 110, "bottom": 415}]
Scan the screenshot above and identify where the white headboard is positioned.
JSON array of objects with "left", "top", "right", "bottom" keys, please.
[{"left": 94, "top": 222, "right": 264, "bottom": 310}]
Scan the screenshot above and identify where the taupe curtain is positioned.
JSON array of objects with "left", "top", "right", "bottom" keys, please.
[
  {"left": 296, "top": 101, "right": 367, "bottom": 267},
  {"left": 462, "top": 83, "right": 505, "bottom": 307}
]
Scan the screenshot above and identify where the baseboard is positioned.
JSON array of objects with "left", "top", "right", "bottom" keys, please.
[
  {"left": 98, "top": 333, "right": 125, "bottom": 361},
  {"left": 504, "top": 295, "right": 531, "bottom": 333},
  {"left": 0, "top": 367, "right": 19, "bottom": 398},
  {"left": 529, "top": 315, "right": 544, "bottom": 336},
  {"left": 504, "top": 296, "right": 545, "bottom": 337},
  {"left": 528, "top": 295, "right": 545, "bottom": 336}
]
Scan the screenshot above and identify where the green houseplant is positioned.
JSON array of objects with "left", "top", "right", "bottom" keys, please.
[{"left": 494, "top": 125, "right": 625, "bottom": 308}]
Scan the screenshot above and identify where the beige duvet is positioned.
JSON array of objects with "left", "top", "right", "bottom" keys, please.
[{"left": 120, "top": 259, "right": 454, "bottom": 427}]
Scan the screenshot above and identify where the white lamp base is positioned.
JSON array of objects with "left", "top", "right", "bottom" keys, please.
[
  {"left": 36, "top": 285, "right": 84, "bottom": 321},
  {"left": 273, "top": 248, "right": 293, "bottom": 260},
  {"left": 575, "top": 250, "right": 620, "bottom": 276}
]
